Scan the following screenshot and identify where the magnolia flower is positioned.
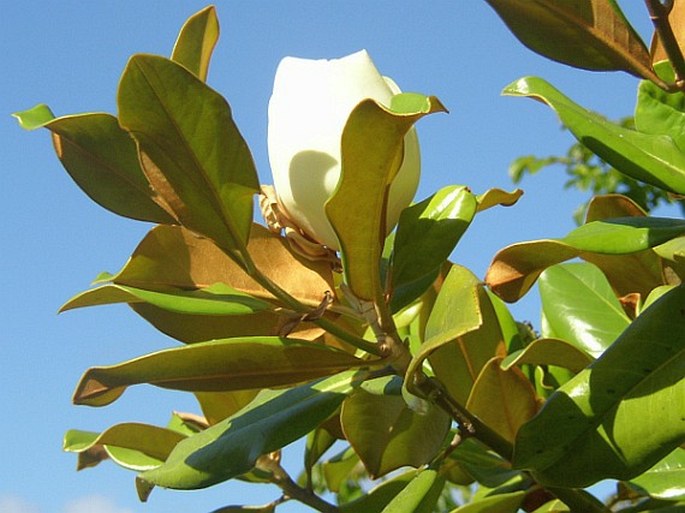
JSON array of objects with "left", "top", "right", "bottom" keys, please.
[{"left": 268, "top": 49, "right": 420, "bottom": 251}]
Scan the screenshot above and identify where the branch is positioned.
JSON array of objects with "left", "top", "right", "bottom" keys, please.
[
  {"left": 261, "top": 457, "right": 339, "bottom": 513},
  {"left": 646, "top": 0, "right": 685, "bottom": 90}
]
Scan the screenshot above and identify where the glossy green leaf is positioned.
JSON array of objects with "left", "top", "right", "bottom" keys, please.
[
  {"left": 64, "top": 423, "right": 185, "bottom": 471},
  {"left": 118, "top": 54, "right": 259, "bottom": 259},
  {"left": 513, "top": 286, "right": 685, "bottom": 487},
  {"left": 171, "top": 5, "right": 219, "bottom": 81},
  {"left": 340, "top": 470, "right": 416, "bottom": 513},
  {"left": 73, "top": 337, "right": 366, "bottom": 406},
  {"left": 411, "top": 265, "right": 505, "bottom": 405},
  {"left": 562, "top": 217, "right": 685, "bottom": 254},
  {"left": 582, "top": 195, "right": 664, "bottom": 298},
  {"left": 61, "top": 282, "right": 270, "bottom": 316},
  {"left": 13, "top": 108, "right": 174, "bottom": 223},
  {"left": 466, "top": 357, "right": 539, "bottom": 443},
  {"left": 195, "top": 389, "right": 260, "bottom": 425},
  {"left": 140, "top": 370, "right": 362, "bottom": 490},
  {"left": 530, "top": 500, "right": 569, "bottom": 513},
  {"left": 326, "top": 94, "right": 447, "bottom": 303},
  {"left": 539, "top": 263, "right": 630, "bottom": 357},
  {"left": 484, "top": 0, "right": 658, "bottom": 81},
  {"left": 390, "top": 185, "right": 477, "bottom": 311},
  {"left": 341, "top": 388, "right": 450, "bottom": 478},
  {"left": 304, "top": 426, "right": 337, "bottom": 487},
  {"left": 637, "top": 61, "right": 685, "bottom": 151},
  {"left": 380, "top": 468, "right": 445, "bottom": 513},
  {"left": 504, "top": 76, "right": 685, "bottom": 194},
  {"left": 501, "top": 338, "right": 593, "bottom": 374},
  {"left": 449, "top": 490, "right": 525, "bottom": 513},
  {"left": 487, "top": 216, "right": 683, "bottom": 302},
  {"left": 629, "top": 449, "right": 685, "bottom": 501}
]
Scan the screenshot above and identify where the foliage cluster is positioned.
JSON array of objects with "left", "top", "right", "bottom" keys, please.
[{"left": 14, "top": 2, "right": 685, "bottom": 512}]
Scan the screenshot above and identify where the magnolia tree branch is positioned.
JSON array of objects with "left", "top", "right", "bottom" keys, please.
[{"left": 646, "top": 0, "right": 685, "bottom": 89}]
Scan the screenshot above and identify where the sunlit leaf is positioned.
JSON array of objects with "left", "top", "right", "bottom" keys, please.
[
  {"left": 171, "top": 5, "right": 219, "bottom": 81},
  {"left": 140, "top": 370, "right": 362, "bottom": 489},
  {"left": 628, "top": 449, "right": 685, "bottom": 501},
  {"left": 484, "top": 0, "right": 658, "bottom": 81},
  {"left": 340, "top": 470, "right": 417, "bottom": 513},
  {"left": 448, "top": 490, "right": 525, "bottom": 513},
  {"left": 466, "top": 357, "right": 539, "bottom": 443},
  {"left": 326, "top": 94, "right": 447, "bottom": 303},
  {"left": 390, "top": 185, "right": 477, "bottom": 311},
  {"left": 379, "top": 468, "right": 445, "bottom": 513},
  {"left": 73, "top": 337, "right": 367, "bottom": 406},
  {"left": 118, "top": 54, "right": 259, "bottom": 260},
  {"left": 322, "top": 446, "right": 361, "bottom": 493},
  {"left": 487, "top": 216, "right": 684, "bottom": 302},
  {"left": 194, "top": 390, "right": 260, "bottom": 425},
  {"left": 504, "top": 76, "right": 685, "bottom": 195},
  {"left": 410, "top": 265, "right": 505, "bottom": 405},
  {"left": 61, "top": 282, "right": 270, "bottom": 316},
  {"left": 64, "top": 423, "right": 185, "bottom": 471},
  {"left": 539, "top": 263, "right": 630, "bottom": 357},
  {"left": 475, "top": 187, "right": 524, "bottom": 212},
  {"left": 501, "top": 338, "right": 593, "bottom": 374},
  {"left": 513, "top": 286, "right": 685, "bottom": 487},
  {"left": 13, "top": 107, "right": 174, "bottom": 223},
  {"left": 341, "top": 388, "right": 450, "bottom": 478}
]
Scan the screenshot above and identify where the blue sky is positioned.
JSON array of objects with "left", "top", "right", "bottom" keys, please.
[{"left": 1, "top": 2, "right": 664, "bottom": 513}]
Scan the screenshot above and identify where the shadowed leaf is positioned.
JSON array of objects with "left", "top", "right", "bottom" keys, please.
[
  {"left": 485, "top": 0, "right": 659, "bottom": 82},
  {"left": 139, "top": 371, "right": 362, "bottom": 489}
]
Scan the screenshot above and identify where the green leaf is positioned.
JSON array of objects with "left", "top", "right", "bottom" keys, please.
[
  {"left": 628, "top": 449, "right": 685, "bottom": 501},
  {"left": 325, "top": 94, "right": 447, "bottom": 303},
  {"left": 341, "top": 388, "right": 450, "bottom": 478},
  {"left": 72, "top": 337, "right": 367, "bottom": 406},
  {"left": 380, "top": 468, "right": 445, "bottom": 513},
  {"left": 340, "top": 470, "right": 417, "bottom": 513},
  {"left": 390, "top": 186, "right": 477, "bottom": 311},
  {"left": 501, "top": 338, "right": 594, "bottom": 374},
  {"left": 13, "top": 109, "right": 175, "bottom": 223},
  {"left": 448, "top": 438, "right": 521, "bottom": 488},
  {"left": 448, "top": 490, "right": 525, "bottom": 513},
  {"left": 304, "top": 426, "right": 337, "bottom": 487},
  {"left": 60, "top": 282, "right": 271, "bottom": 316},
  {"left": 487, "top": 216, "right": 683, "bottom": 302},
  {"left": 139, "top": 370, "right": 362, "bottom": 490},
  {"left": 12, "top": 103, "right": 56, "bottom": 130},
  {"left": 171, "top": 6, "right": 219, "bottom": 81},
  {"left": 64, "top": 423, "right": 185, "bottom": 471},
  {"left": 118, "top": 54, "right": 259, "bottom": 260},
  {"left": 484, "top": 0, "right": 658, "bottom": 81},
  {"left": 513, "top": 286, "right": 685, "bottom": 487},
  {"left": 410, "top": 265, "right": 505, "bottom": 405},
  {"left": 504, "top": 76, "right": 685, "bottom": 195},
  {"left": 322, "top": 446, "right": 360, "bottom": 493},
  {"left": 539, "top": 263, "right": 631, "bottom": 357},
  {"left": 636, "top": 61, "right": 685, "bottom": 151},
  {"left": 466, "top": 357, "right": 539, "bottom": 443}
]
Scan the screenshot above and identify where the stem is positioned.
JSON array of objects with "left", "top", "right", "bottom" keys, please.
[
  {"left": 242, "top": 250, "right": 385, "bottom": 356},
  {"left": 646, "top": 0, "right": 685, "bottom": 89},
  {"left": 267, "top": 460, "right": 339, "bottom": 513}
]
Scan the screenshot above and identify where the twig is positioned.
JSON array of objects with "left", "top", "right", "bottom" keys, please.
[{"left": 646, "top": 0, "right": 685, "bottom": 90}]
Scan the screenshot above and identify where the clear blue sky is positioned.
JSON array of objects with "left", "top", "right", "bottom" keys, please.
[{"left": 1, "top": 2, "right": 662, "bottom": 513}]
